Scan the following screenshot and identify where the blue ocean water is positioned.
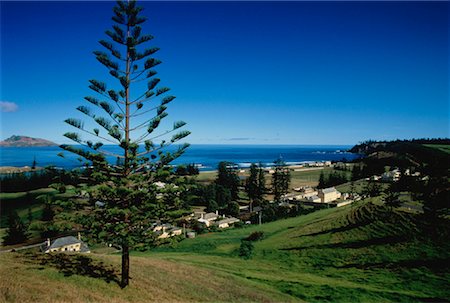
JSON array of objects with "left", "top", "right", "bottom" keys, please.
[{"left": 0, "top": 144, "right": 359, "bottom": 171}]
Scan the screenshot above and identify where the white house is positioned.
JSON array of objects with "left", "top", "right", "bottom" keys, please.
[
  {"left": 42, "top": 234, "right": 90, "bottom": 253},
  {"left": 318, "top": 187, "right": 341, "bottom": 203},
  {"left": 215, "top": 217, "right": 240, "bottom": 229},
  {"left": 153, "top": 223, "right": 183, "bottom": 239},
  {"left": 197, "top": 211, "right": 219, "bottom": 227}
]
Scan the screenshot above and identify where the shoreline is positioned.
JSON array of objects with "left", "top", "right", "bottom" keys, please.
[
  {"left": 0, "top": 160, "right": 338, "bottom": 175},
  {"left": 0, "top": 166, "right": 44, "bottom": 174}
]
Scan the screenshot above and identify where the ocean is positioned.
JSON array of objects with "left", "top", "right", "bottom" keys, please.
[{"left": 0, "top": 144, "right": 359, "bottom": 171}]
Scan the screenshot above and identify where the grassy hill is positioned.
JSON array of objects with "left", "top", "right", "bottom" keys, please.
[{"left": 2, "top": 201, "right": 449, "bottom": 302}]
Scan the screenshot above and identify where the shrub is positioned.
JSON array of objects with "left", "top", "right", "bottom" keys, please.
[
  {"left": 239, "top": 240, "right": 253, "bottom": 259},
  {"left": 245, "top": 231, "right": 264, "bottom": 241}
]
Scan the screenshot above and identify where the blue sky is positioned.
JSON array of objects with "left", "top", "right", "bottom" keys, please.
[{"left": 1, "top": 1, "right": 448, "bottom": 145}]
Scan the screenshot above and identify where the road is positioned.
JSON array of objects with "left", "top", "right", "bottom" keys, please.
[{"left": 0, "top": 241, "right": 44, "bottom": 253}]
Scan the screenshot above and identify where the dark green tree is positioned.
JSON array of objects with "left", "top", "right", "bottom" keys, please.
[
  {"left": 318, "top": 171, "right": 326, "bottom": 188},
  {"left": 216, "top": 161, "right": 240, "bottom": 200},
  {"left": 363, "top": 180, "right": 382, "bottom": 197},
  {"left": 257, "top": 162, "right": 266, "bottom": 198},
  {"left": 3, "top": 210, "right": 29, "bottom": 245},
  {"left": 227, "top": 201, "right": 240, "bottom": 217},
  {"left": 186, "top": 163, "right": 199, "bottom": 176},
  {"left": 272, "top": 158, "right": 291, "bottom": 202},
  {"left": 175, "top": 163, "right": 199, "bottom": 176},
  {"left": 41, "top": 199, "right": 55, "bottom": 222},
  {"left": 383, "top": 185, "right": 401, "bottom": 210},
  {"left": 206, "top": 199, "right": 219, "bottom": 213},
  {"left": 239, "top": 240, "right": 254, "bottom": 259},
  {"left": 246, "top": 163, "right": 266, "bottom": 211},
  {"left": 215, "top": 185, "right": 231, "bottom": 209},
  {"left": 59, "top": 0, "right": 190, "bottom": 288},
  {"left": 245, "top": 163, "right": 259, "bottom": 211},
  {"left": 422, "top": 177, "right": 449, "bottom": 218}
]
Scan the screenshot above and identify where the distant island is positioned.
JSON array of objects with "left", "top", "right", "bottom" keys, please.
[{"left": 0, "top": 135, "right": 57, "bottom": 147}]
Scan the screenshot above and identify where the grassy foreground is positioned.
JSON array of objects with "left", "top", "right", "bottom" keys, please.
[{"left": 2, "top": 201, "right": 449, "bottom": 302}]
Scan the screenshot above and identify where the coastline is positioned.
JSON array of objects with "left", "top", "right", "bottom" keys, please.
[{"left": 0, "top": 166, "right": 44, "bottom": 174}]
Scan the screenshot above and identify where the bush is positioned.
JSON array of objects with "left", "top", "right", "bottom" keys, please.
[
  {"left": 244, "top": 231, "right": 264, "bottom": 241},
  {"left": 239, "top": 240, "right": 253, "bottom": 259},
  {"left": 234, "top": 221, "right": 244, "bottom": 229}
]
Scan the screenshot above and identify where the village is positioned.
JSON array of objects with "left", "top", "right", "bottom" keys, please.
[{"left": 40, "top": 160, "right": 420, "bottom": 255}]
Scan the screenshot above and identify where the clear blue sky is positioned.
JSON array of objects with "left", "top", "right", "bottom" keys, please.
[{"left": 1, "top": 1, "right": 448, "bottom": 145}]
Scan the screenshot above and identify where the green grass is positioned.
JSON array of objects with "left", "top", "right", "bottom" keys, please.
[
  {"left": 196, "top": 167, "right": 347, "bottom": 189},
  {"left": 2, "top": 194, "right": 449, "bottom": 302},
  {"left": 423, "top": 144, "right": 450, "bottom": 154},
  {"left": 140, "top": 201, "right": 450, "bottom": 302}
]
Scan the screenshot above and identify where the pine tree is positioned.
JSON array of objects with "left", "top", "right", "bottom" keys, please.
[
  {"left": 272, "top": 158, "right": 290, "bottom": 202},
  {"left": 318, "top": 171, "right": 326, "bottom": 188},
  {"left": 216, "top": 161, "right": 240, "bottom": 200},
  {"left": 383, "top": 185, "right": 401, "bottom": 210},
  {"left": 215, "top": 185, "right": 231, "bottom": 209},
  {"left": 59, "top": 0, "right": 190, "bottom": 288},
  {"left": 3, "top": 210, "right": 29, "bottom": 245},
  {"left": 257, "top": 162, "right": 266, "bottom": 198},
  {"left": 245, "top": 163, "right": 259, "bottom": 211}
]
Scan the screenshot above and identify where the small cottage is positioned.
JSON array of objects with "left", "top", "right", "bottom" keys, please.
[
  {"left": 215, "top": 217, "right": 240, "bottom": 229},
  {"left": 197, "top": 211, "right": 219, "bottom": 227},
  {"left": 42, "top": 235, "right": 90, "bottom": 253}
]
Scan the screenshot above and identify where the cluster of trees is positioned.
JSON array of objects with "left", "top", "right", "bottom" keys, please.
[
  {"left": 0, "top": 169, "right": 79, "bottom": 193},
  {"left": 250, "top": 203, "right": 313, "bottom": 225},
  {"left": 174, "top": 164, "right": 199, "bottom": 176},
  {"left": 181, "top": 161, "right": 240, "bottom": 216},
  {"left": 2, "top": 210, "right": 29, "bottom": 245},
  {"left": 2, "top": 193, "right": 72, "bottom": 245},
  {"left": 245, "top": 163, "right": 266, "bottom": 210},
  {"left": 318, "top": 171, "right": 349, "bottom": 188}
]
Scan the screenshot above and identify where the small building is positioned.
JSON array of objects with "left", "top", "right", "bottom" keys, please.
[
  {"left": 215, "top": 217, "right": 240, "bottom": 229},
  {"left": 296, "top": 187, "right": 318, "bottom": 199},
  {"left": 42, "top": 235, "right": 90, "bottom": 253},
  {"left": 153, "top": 223, "right": 183, "bottom": 239},
  {"left": 318, "top": 187, "right": 341, "bottom": 203},
  {"left": 197, "top": 211, "right": 219, "bottom": 227},
  {"left": 381, "top": 169, "right": 401, "bottom": 182},
  {"left": 307, "top": 195, "right": 321, "bottom": 203}
]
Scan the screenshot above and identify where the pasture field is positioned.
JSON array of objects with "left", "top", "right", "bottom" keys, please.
[{"left": 2, "top": 201, "right": 448, "bottom": 302}]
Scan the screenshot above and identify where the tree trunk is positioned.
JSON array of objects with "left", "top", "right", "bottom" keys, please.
[{"left": 121, "top": 243, "right": 130, "bottom": 288}]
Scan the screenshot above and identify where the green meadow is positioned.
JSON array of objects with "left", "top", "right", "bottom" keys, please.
[{"left": 2, "top": 200, "right": 449, "bottom": 302}]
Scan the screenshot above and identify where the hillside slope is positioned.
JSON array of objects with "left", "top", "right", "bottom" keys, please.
[
  {"left": 2, "top": 201, "right": 449, "bottom": 302},
  {"left": 149, "top": 201, "right": 450, "bottom": 302}
]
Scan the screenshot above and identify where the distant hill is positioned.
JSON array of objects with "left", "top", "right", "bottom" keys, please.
[
  {"left": 349, "top": 138, "right": 450, "bottom": 154},
  {"left": 348, "top": 138, "right": 450, "bottom": 178},
  {"left": 0, "top": 135, "right": 57, "bottom": 147}
]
